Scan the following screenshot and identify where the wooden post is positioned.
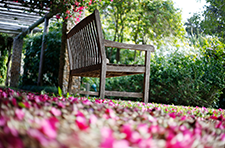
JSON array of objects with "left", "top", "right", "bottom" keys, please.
[
  {"left": 58, "top": 19, "right": 67, "bottom": 91},
  {"left": 10, "top": 36, "right": 24, "bottom": 87},
  {"left": 143, "top": 51, "right": 151, "bottom": 104},
  {"left": 37, "top": 18, "right": 49, "bottom": 86}
]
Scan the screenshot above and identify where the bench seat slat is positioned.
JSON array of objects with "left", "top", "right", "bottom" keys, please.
[{"left": 79, "top": 91, "right": 143, "bottom": 98}]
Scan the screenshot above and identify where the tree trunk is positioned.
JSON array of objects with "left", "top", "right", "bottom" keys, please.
[
  {"left": 10, "top": 36, "right": 24, "bottom": 88},
  {"left": 58, "top": 19, "right": 67, "bottom": 90}
]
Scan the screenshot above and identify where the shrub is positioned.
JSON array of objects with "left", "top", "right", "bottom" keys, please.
[
  {"left": 0, "top": 34, "right": 11, "bottom": 84},
  {"left": 21, "top": 21, "right": 62, "bottom": 87},
  {"left": 84, "top": 37, "right": 225, "bottom": 108}
]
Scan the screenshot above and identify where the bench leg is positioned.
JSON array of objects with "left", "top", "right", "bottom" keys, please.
[
  {"left": 67, "top": 73, "right": 72, "bottom": 94},
  {"left": 143, "top": 51, "right": 151, "bottom": 104},
  {"left": 99, "top": 66, "right": 106, "bottom": 99}
]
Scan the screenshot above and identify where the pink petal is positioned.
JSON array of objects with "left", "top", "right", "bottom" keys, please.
[
  {"left": 76, "top": 111, "right": 85, "bottom": 117},
  {"left": 56, "top": 14, "right": 60, "bottom": 19},
  {"left": 28, "top": 129, "right": 48, "bottom": 146},
  {"left": 130, "top": 131, "right": 141, "bottom": 144},
  {"left": 113, "top": 140, "right": 129, "bottom": 148},
  {"left": 0, "top": 116, "right": 6, "bottom": 126},
  {"left": 76, "top": 116, "right": 89, "bottom": 130},
  {"left": 100, "top": 127, "right": 114, "bottom": 148},
  {"left": 50, "top": 107, "right": 61, "bottom": 116},
  {"left": 169, "top": 112, "right": 176, "bottom": 119},
  {"left": 121, "top": 124, "right": 132, "bottom": 140},
  {"left": 58, "top": 102, "right": 65, "bottom": 108},
  {"left": 89, "top": 114, "right": 98, "bottom": 125},
  {"left": 137, "top": 123, "right": 148, "bottom": 134},
  {"left": 12, "top": 98, "right": 17, "bottom": 106},
  {"left": 4, "top": 126, "right": 18, "bottom": 136},
  {"left": 82, "top": 99, "right": 92, "bottom": 105},
  {"left": 40, "top": 118, "right": 58, "bottom": 139},
  {"left": 105, "top": 108, "right": 116, "bottom": 119},
  {"left": 15, "top": 109, "right": 24, "bottom": 120},
  {"left": 1, "top": 91, "right": 7, "bottom": 98}
]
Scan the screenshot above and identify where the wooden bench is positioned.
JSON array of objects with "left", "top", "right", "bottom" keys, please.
[{"left": 66, "top": 10, "right": 155, "bottom": 103}]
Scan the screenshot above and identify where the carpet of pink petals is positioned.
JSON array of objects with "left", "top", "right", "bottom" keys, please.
[{"left": 0, "top": 88, "right": 225, "bottom": 148}]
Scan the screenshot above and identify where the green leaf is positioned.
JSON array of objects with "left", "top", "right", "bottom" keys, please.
[{"left": 58, "top": 87, "right": 62, "bottom": 97}]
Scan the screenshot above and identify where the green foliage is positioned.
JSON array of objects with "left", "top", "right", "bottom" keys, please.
[
  {"left": 21, "top": 21, "right": 62, "bottom": 87},
  {"left": 84, "top": 36, "right": 225, "bottom": 108},
  {"left": 19, "top": 85, "right": 57, "bottom": 94},
  {"left": 201, "top": 0, "right": 225, "bottom": 39},
  {"left": 87, "top": 0, "right": 185, "bottom": 63},
  {"left": 184, "top": 13, "right": 203, "bottom": 37},
  {"left": 58, "top": 86, "right": 62, "bottom": 97},
  {"left": 0, "top": 34, "right": 11, "bottom": 84}
]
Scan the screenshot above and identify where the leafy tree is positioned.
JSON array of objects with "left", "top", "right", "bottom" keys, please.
[
  {"left": 200, "top": 0, "right": 225, "bottom": 39},
  {"left": 88, "top": 0, "right": 185, "bottom": 63},
  {"left": 184, "top": 13, "right": 203, "bottom": 37}
]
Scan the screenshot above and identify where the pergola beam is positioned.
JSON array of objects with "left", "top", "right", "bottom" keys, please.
[{"left": 17, "top": 11, "right": 56, "bottom": 38}]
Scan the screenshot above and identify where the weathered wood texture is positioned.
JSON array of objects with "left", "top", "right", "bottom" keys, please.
[
  {"left": 10, "top": 36, "right": 24, "bottom": 87},
  {"left": 58, "top": 19, "right": 67, "bottom": 90},
  {"left": 67, "top": 10, "right": 155, "bottom": 103}
]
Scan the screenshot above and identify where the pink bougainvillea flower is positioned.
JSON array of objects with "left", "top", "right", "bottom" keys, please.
[
  {"left": 15, "top": 108, "right": 25, "bottom": 120},
  {"left": 52, "top": 97, "right": 58, "bottom": 102},
  {"left": 130, "top": 131, "right": 141, "bottom": 144},
  {"left": 180, "top": 115, "right": 187, "bottom": 121},
  {"left": 58, "top": 102, "right": 65, "bottom": 108},
  {"left": 28, "top": 129, "right": 49, "bottom": 146},
  {"left": 12, "top": 98, "right": 17, "bottom": 106},
  {"left": 75, "top": 1, "right": 79, "bottom": 6},
  {"left": 121, "top": 124, "right": 132, "bottom": 140},
  {"left": 66, "top": 10, "right": 70, "bottom": 14},
  {"left": 23, "top": 101, "right": 30, "bottom": 108},
  {"left": 95, "top": 99, "right": 102, "bottom": 104},
  {"left": 169, "top": 112, "right": 176, "bottom": 119},
  {"left": 56, "top": 14, "right": 60, "bottom": 19},
  {"left": 137, "top": 123, "right": 148, "bottom": 135},
  {"left": 89, "top": 114, "right": 98, "bottom": 125},
  {"left": 39, "top": 117, "right": 58, "bottom": 139},
  {"left": 100, "top": 127, "right": 114, "bottom": 148},
  {"left": 75, "top": 116, "right": 89, "bottom": 130},
  {"left": 4, "top": 126, "right": 18, "bottom": 137},
  {"left": 82, "top": 99, "right": 92, "bottom": 105},
  {"left": 113, "top": 140, "right": 129, "bottom": 148},
  {"left": 210, "top": 115, "right": 218, "bottom": 120},
  {"left": 220, "top": 133, "right": 225, "bottom": 141},
  {"left": 0, "top": 116, "right": 6, "bottom": 126},
  {"left": 105, "top": 108, "right": 116, "bottom": 119},
  {"left": 1, "top": 91, "right": 7, "bottom": 98},
  {"left": 149, "top": 125, "right": 160, "bottom": 134},
  {"left": 50, "top": 107, "right": 61, "bottom": 116}
]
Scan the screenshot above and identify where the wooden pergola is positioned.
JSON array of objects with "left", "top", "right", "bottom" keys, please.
[
  {"left": 0, "top": 0, "right": 60, "bottom": 87},
  {"left": 0, "top": 1, "right": 50, "bottom": 34}
]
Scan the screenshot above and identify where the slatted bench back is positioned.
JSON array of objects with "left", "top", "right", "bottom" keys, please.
[{"left": 67, "top": 10, "right": 105, "bottom": 70}]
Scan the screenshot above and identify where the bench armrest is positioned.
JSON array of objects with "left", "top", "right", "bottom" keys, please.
[{"left": 104, "top": 39, "right": 155, "bottom": 52}]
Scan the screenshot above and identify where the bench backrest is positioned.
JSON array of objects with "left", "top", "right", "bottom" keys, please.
[{"left": 67, "top": 10, "right": 106, "bottom": 70}]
